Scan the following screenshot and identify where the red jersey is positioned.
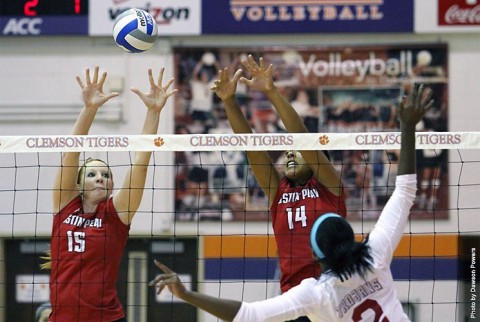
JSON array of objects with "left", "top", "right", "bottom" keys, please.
[
  {"left": 270, "top": 176, "right": 346, "bottom": 293},
  {"left": 50, "top": 196, "right": 130, "bottom": 322}
]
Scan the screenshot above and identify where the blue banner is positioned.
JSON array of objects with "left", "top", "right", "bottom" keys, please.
[{"left": 202, "top": 0, "right": 414, "bottom": 34}]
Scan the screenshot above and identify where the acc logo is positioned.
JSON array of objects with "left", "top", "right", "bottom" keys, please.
[{"left": 2, "top": 18, "right": 42, "bottom": 35}]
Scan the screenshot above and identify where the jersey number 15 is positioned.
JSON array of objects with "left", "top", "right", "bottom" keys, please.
[{"left": 67, "top": 230, "right": 86, "bottom": 252}]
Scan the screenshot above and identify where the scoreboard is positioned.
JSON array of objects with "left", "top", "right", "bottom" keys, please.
[{"left": 0, "top": 0, "right": 88, "bottom": 35}]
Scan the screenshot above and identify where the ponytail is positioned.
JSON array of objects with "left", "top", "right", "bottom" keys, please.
[{"left": 40, "top": 248, "right": 51, "bottom": 270}]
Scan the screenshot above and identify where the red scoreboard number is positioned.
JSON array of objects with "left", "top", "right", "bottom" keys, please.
[{"left": 0, "top": 0, "right": 88, "bottom": 16}]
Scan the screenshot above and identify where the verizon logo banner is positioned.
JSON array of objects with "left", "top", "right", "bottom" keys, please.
[
  {"left": 438, "top": 0, "right": 480, "bottom": 26},
  {"left": 201, "top": 0, "right": 413, "bottom": 34},
  {"left": 89, "top": 0, "right": 201, "bottom": 36}
]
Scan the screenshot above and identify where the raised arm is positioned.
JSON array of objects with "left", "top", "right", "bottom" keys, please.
[
  {"left": 53, "top": 67, "right": 119, "bottom": 213},
  {"left": 212, "top": 67, "right": 281, "bottom": 205},
  {"left": 240, "top": 55, "right": 342, "bottom": 195},
  {"left": 113, "top": 68, "right": 177, "bottom": 224},
  {"left": 397, "top": 83, "right": 434, "bottom": 176},
  {"left": 371, "top": 83, "right": 434, "bottom": 261}
]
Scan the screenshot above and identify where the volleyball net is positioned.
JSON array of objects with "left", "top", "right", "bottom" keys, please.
[{"left": 1, "top": 132, "right": 479, "bottom": 321}]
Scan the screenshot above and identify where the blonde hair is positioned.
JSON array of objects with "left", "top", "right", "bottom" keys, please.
[{"left": 40, "top": 249, "right": 51, "bottom": 270}]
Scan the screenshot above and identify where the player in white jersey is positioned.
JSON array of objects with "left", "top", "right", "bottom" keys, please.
[{"left": 149, "top": 83, "right": 434, "bottom": 322}]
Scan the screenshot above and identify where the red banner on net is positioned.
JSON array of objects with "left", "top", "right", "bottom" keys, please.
[{"left": 438, "top": 0, "right": 480, "bottom": 26}]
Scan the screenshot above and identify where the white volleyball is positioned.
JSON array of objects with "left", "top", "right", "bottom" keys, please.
[
  {"left": 201, "top": 52, "right": 216, "bottom": 66},
  {"left": 113, "top": 8, "right": 158, "bottom": 53},
  {"left": 417, "top": 50, "right": 432, "bottom": 67}
]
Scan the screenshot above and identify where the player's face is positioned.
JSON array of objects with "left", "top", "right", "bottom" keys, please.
[
  {"left": 284, "top": 150, "right": 312, "bottom": 182},
  {"left": 78, "top": 160, "right": 113, "bottom": 202}
]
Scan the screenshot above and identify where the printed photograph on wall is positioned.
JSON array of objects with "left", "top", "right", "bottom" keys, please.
[{"left": 173, "top": 44, "right": 449, "bottom": 221}]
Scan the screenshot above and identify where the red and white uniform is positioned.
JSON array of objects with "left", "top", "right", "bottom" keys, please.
[
  {"left": 270, "top": 176, "right": 346, "bottom": 293},
  {"left": 234, "top": 174, "right": 416, "bottom": 322},
  {"left": 49, "top": 196, "right": 129, "bottom": 322}
]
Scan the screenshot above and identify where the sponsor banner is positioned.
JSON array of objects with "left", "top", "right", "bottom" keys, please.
[
  {"left": 439, "top": 0, "right": 480, "bottom": 26},
  {"left": 201, "top": 0, "right": 414, "bottom": 34},
  {"left": 89, "top": 0, "right": 201, "bottom": 36},
  {"left": 416, "top": 0, "right": 480, "bottom": 32},
  {"left": 1, "top": 16, "right": 88, "bottom": 36}
]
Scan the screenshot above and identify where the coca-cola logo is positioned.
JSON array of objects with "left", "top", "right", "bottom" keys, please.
[
  {"left": 439, "top": 1, "right": 480, "bottom": 25},
  {"left": 445, "top": 4, "right": 480, "bottom": 23}
]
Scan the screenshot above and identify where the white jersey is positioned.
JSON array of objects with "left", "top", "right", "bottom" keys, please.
[
  {"left": 234, "top": 174, "right": 416, "bottom": 322},
  {"left": 190, "top": 79, "right": 214, "bottom": 112}
]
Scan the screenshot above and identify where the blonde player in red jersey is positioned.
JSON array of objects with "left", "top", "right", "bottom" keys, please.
[
  {"left": 48, "top": 66, "right": 176, "bottom": 321},
  {"left": 150, "top": 82, "right": 433, "bottom": 322}
]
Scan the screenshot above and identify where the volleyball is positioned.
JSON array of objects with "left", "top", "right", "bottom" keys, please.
[
  {"left": 416, "top": 50, "right": 432, "bottom": 67},
  {"left": 113, "top": 8, "right": 158, "bottom": 53}
]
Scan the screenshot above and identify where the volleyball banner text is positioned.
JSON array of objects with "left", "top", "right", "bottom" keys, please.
[{"left": 0, "top": 132, "right": 477, "bottom": 153}]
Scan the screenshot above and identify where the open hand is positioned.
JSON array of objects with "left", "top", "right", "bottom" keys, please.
[
  {"left": 76, "top": 66, "right": 119, "bottom": 109},
  {"left": 211, "top": 67, "right": 243, "bottom": 101},
  {"left": 240, "top": 54, "right": 275, "bottom": 93},
  {"left": 398, "top": 83, "right": 434, "bottom": 126},
  {"left": 131, "top": 68, "right": 177, "bottom": 111}
]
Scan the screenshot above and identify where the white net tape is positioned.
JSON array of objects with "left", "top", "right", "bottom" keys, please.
[{"left": 0, "top": 132, "right": 478, "bottom": 153}]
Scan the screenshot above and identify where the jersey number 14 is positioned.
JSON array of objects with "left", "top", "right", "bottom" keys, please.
[{"left": 286, "top": 205, "right": 307, "bottom": 229}]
